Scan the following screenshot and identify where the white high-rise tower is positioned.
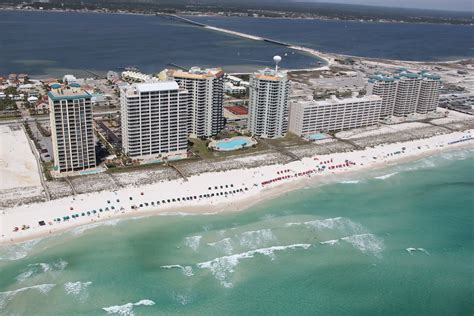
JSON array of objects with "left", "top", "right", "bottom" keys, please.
[
  {"left": 166, "top": 67, "right": 224, "bottom": 138},
  {"left": 49, "top": 85, "right": 96, "bottom": 173},
  {"left": 120, "top": 81, "right": 190, "bottom": 160},
  {"left": 248, "top": 57, "right": 289, "bottom": 139}
]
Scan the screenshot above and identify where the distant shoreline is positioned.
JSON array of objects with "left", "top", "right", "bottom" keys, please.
[
  {"left": 0, "top": 5, "right": 471, "bottom": 26},
  {"left": 0, "top": 7, "right": 471, "bottom": 76}
]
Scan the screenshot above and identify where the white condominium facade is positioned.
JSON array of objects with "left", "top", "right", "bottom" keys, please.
[
  {"left": 368, "top": 69, "right": 441, "bottom": 117},
  {"left": 167, "top": 67, "right": 224, "bottom": 138},
  {"left": 367, "top": 74, "right": 397, "bottom": 117},
  {"left": 417, "top": 73, "right": 442, "bottom": 114},
  {"left": 48, "top": 86, "right": 96, "bottom": 173},
  {"left": 120, "top": 81, "right": 190, "bottom": 159},
  {"left": 289, "top": 95, "right": 382, "bottom": 136},
  {"left": 248, "top": 68, "right": 289, "bottom": 139},
  {"left": 393, "top": 73, "right": 421, "bottom": 116}
]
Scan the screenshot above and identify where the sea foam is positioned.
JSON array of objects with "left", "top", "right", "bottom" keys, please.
[
  {"left": 341, "top": 234, "right": 385, "bottom": 256},
  {"left": 207, "top": 238, "right": 234, "bottom": 255},
  {"left": 0, "top": 239, "right": 42, "bottom": 261},
  {"left": 406, "top": 247, "right": 430, "bottom": 255},
  {"left": 374, "top": 172, "right": 398, "bottom": 180},
  {"left": 197, "top": 244, "right": 311, "bottom": 287},
  {"left": 184, "top": 235, "right": 202, "bottom": 251},
  {"left": 320, "top": 239, "right": 339, "bottom": 246},
  {"left": 70, "top": 219, "right": 121, "bottom": 236},
  {"left": 0, "top": 284, "right": 55, "bottom": 310},
  {"left": 160, "top": 265, "right": 194, "bottom": 276},
  {"left": 64, "top": 281, "right": 92, "bottom": 303},
  {"left": 172, "top": 290, "right": 193, "bottom": 306},
  {"left": 238, "top": 229, "right": 276, "bottom": 249},
  {"left": 102, "top": 299, "right": 155, "bottom": 316},
  {"left": 15, "top": 259, "right": 68, "bottom": 282},
  {"left": 340, "top": 180, "right": 360, "bottom": 184}
]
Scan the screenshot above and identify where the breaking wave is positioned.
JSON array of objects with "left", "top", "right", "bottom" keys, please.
[
  {"left": 238, "top": 229, "right": 276, "bottom": 249},
  {"left": 102, "top": 299, "right": 155, "bottom": 316},
  {"left": 320, "top": 239, "right": 339, "bottom": 246},
  {"left": 184, "top": 235, "right": 202, "bottom": 251},
  {"left": 0, "top": 239, "right": 42, "bottom": 261},
  {"left": 406, "top": 247, "right": 430, "bottom": 255},
  {"left": 70, "top": 219, "right": 121, "bottom": 236},
  {"left": 196, "top": 244, "right": 311, "bottom": 288},
  {"left": 172, "top": 291, "right": 193, "bottom": 306},
  {"left": 304, "top": 217, "right": 366, "bottom": 235},
  {"left": 16, "top": 259, "right": 68, "bottom": 282},
  {"left": 374, "top": 172, "right": 398, "bottom": 180},
  {"left": 341, "top": 234, "right": 384, "bottom": 256},
  {"left": 0, "top": 284, "right": 55, "bottom": 310},
  {"left": 64, "top": 281, "right": 92, "bottom": 303},
  {"left": 160, "top": 265, "right": 194, "bottom": 277},
  {"left": 207, "top": 238, "right": 233, "bottom": 255},
  {"left": 340, "top": 180, "right": 360, "bottom": 184}
]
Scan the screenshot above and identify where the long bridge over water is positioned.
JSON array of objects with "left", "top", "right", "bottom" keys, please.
[{"left": 160, "top": 14, "right": 292, "bottom": 47}]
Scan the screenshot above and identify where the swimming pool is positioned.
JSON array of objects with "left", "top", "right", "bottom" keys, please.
[
  {"left": 305, "top": 133, "right": 327, "bottom": 141},
  {"left": 211, "top": 136, "right": 257, "bottom": 151},
  {"left": 79, "top": 168, "right": 103, "bottom": 175}
]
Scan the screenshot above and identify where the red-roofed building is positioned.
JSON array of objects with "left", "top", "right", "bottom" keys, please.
[{"left": 225, "top": 105, "right": 248, "bottom": 115}]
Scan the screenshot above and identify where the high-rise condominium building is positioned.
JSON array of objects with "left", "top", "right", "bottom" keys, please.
[
  {"left": 167, "top": 67, "right": 224, "bottom": 138},
  {"left": 288, "top": 95, "right": 382, "bottom": 136},
  {"left": 120, "top": 81, "right": 190, "bottom": 159},
  {"left": 393, "top": 72, "right": 421, "bottom": 116},
  {"left": 368, "top": 69, "right": 441, "bottom": 117},
  {"left": 248, "top": 68, "right": 289, "bottom": 139},
  {"left": 367, "top": 73, "right": 397, "bottom": 117},
  {"left": 417, "top": 71, "right": 442, "bottom": 114},
  {"left": 48, "top": 85, "right": 96, "bottom": 173}
]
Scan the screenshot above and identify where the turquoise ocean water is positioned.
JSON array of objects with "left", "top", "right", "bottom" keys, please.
[{"left": 0, "top": 148, "right": 473, "bottom": 315}]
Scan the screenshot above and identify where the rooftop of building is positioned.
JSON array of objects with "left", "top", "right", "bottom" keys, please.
[
  {"left": 167, "top": 66, "right": 224, "bottom": 79},
  {"left": 121, "top": 71, "right": 152, "bottom": 81},
  {"left": 369, "top": 68, "right": 441, "bottom": 83},
  {"left": 121, "top": 81, "right": 182, "bottom": 96},
  {"left": 294, "top": 95, "right": 382, "bottom": 108},
  {"left": 48, "top": 86, "right": 91, "bottom": 101},
  {"left": 253, "top": 68, "right": 287, "bottom": 81}
]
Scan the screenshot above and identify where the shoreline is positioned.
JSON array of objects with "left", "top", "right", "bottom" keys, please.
[
  {"left": 1, "top": 6, "right": 471, "bottom": 27},
  {"left": 1, "top": 130, "right": 472, "bottom": 246}
]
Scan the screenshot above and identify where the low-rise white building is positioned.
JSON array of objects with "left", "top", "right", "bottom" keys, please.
[
  {"left": 289, "top": 95, "right": 382, "bottom": 136},
  {"left": 63, "top": 74, "right": 78, "bottom": 84},
  {"left": 224, "top": 82, "right": 247, "bottom": 95},
  {"left": 121, "top": 71, "right": 151, "bottom": 82}
]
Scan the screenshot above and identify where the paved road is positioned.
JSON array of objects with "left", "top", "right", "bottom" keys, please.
[{"left": 0, "top": 110, "right": 120, "bottom": 125}]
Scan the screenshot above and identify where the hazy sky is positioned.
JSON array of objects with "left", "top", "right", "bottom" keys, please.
[{"left": 302, "top": 0, "right": 473, "bottom": 11}]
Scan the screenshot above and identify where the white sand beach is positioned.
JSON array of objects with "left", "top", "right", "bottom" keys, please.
[
  {"left": 0, "top": 125, "right": 42, "bottom": 190},
  {"left": 0, "top": 130, "right": 472, "bottom": 245}
]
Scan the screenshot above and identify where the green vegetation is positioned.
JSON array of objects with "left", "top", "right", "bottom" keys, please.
[
  {"left": 189, "top": 138, "right": 213, "bottom": 159},
  {"left": 189, "top": 137, "right": 265, "bottom": 160},
  {"left": 42, "top": 161, "right": 53, "bottom": 181},
  {"left": 0, "top": 98, "right": 18, "bottom": 111},
  {"left": 2, "top": 87, "right": 18, "bottom": 96},
  {"left": 35, "top": 119, "right": 51, "bottom": 137},
  {"left": 23, "top": 122, "right": 41, "bottom": 151},
  {"left": 264, "top": 132, "right": 308, "bottom": 147},
  {"left": 215, "top": 129, "right": 240, "bottom": 140},
  {"left": 106, "top": 161, "right": 169, "bottom": 174}
]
